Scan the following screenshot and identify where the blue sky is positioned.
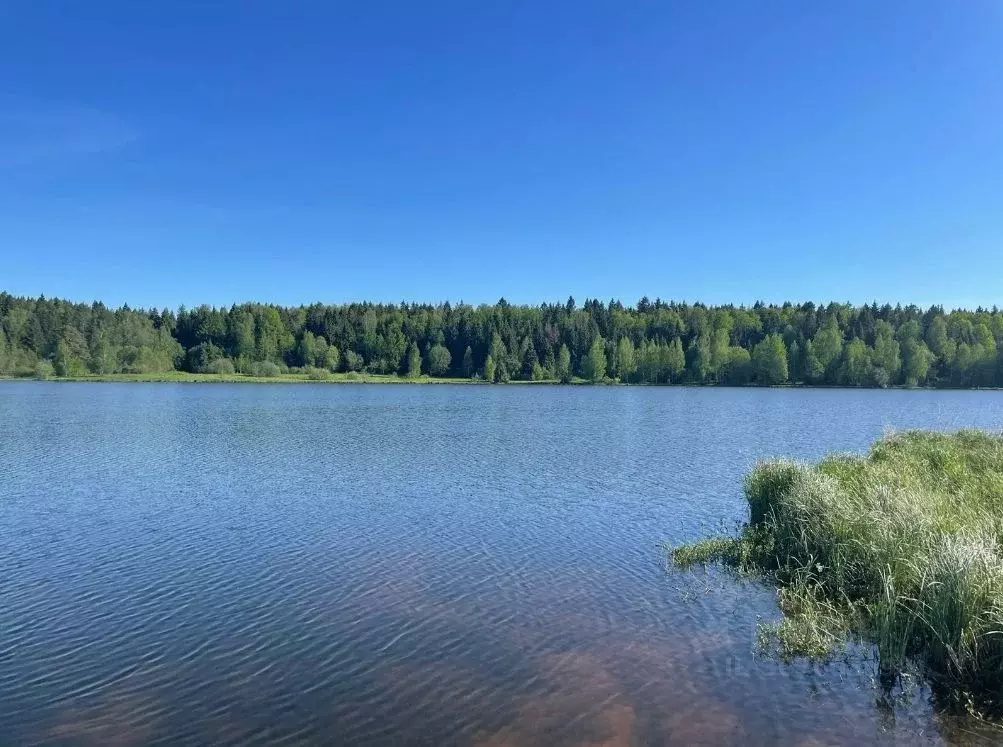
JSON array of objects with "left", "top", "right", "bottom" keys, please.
[{"left": 1, "top": 1, "right": 1001, "bottom": 310}]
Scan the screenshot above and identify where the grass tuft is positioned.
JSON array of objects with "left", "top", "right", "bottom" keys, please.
[
  {"left": 671, "top": 537, "right": 743, "bottom": 567},
  {"left": 674, "top": 429, "right": 1003, "bottom": 715}
]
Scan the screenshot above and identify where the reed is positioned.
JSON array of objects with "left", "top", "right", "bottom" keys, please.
[{"left": 674, "top": 429, "right": 1003, "bottom": 714}]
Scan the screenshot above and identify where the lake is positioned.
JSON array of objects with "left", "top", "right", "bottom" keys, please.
[{"left": 2, "top": 382, "right": 1003, "bottom": 746}]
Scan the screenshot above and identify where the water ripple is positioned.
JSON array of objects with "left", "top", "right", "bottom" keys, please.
[{"left": 3, "top": 383, "right": 1003, "bottom": 744}]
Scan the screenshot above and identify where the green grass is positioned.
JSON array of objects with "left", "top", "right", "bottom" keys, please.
[
  {"left": 673, "top": 429, "right": 1003, "bottom": 716},
  {"left": 2, "top": 371, "right": 484, "bottom": 384},
  {"left": 0, "top": 371, "right": 577, "bottom": 385}
]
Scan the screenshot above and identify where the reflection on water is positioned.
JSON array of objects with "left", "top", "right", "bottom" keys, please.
[{"left": 2, "top": 383, "right": 1003, "bottom": 745}]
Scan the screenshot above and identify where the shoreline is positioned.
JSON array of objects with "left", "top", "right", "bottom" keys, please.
[{"left": 1, "top": 373, "right": 1001, "bottom": 390}]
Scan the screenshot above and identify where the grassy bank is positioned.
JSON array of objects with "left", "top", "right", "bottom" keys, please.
[
  {"left": 1, "top": 373, "right": 982, "bottom": 389},
  {"left": 0, "top": 372, "right": 587, "bottom": 385},
  {"left": 1, "top": 371, "right": 483, "bottom": 384},
  {"left": 673, "top": 429, "right": 1003, "bottom": 715}
]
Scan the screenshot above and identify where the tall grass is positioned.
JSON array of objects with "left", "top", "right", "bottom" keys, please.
[{"left": 674, "top": 429, "right": 1003, "bottom": 715}]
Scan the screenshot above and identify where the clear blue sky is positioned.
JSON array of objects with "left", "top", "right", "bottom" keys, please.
[{"left": 1, "top": 1, "right": 1001, "bottom": 310}]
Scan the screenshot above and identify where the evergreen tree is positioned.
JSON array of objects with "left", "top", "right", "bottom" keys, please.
[
  {"left": 521, "top": 342, "right": 539, "bottom": 380},
  {"left": 461, "top": 346, "right": 474, "bottom": 378},
  {"left": 542, "top": 348, "right": 556, "bottom": 379},
  {"left": 489, "top": 332, "right": 508, "bottom": 382}
]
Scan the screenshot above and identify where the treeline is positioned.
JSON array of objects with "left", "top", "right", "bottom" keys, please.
[{"left": 1, "top": 292, "right": 1002, "bottom": 387}]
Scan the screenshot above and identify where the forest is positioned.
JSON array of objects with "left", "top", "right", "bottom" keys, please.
[{"left": 1, "top": 292, "right": 1002, "bottom": 388}]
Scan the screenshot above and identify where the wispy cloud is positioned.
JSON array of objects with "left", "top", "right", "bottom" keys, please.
[{"left": 0, "top": 98, "right": 138, "bottom": 168}]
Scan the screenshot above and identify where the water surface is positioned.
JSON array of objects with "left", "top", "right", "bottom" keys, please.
[{"left": 2, "top": 383, "right": 1003, "bottom": 745}]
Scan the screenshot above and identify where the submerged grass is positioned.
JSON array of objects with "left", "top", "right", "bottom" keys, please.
[{"left": 673, "top": 429, "right": 1003, "bottom": 716}]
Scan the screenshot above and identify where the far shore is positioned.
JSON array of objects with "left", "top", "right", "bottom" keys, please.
[{"left": 2, "top": 373, "right": 1000, "bottom": 390}]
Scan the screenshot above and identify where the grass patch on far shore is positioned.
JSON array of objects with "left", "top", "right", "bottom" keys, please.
[
  {"left": 2, "top": 371, "right": 479, "bottom": 384},
  {"left": 0, "top": 371, "right": 577, "bottom": 385},
  {"left": 673, "top": 429, "right": 1003, "bottom": 716}
]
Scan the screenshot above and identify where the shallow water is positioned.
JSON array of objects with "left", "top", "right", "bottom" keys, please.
[{"left": 2, "top": 382, "right": 1003, "bottom": 745}]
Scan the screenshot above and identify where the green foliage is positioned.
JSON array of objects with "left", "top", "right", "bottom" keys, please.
[
  {"left": 185, "top": 342, "right": 226, "bottom": 373},
  {"left": 720, "top": 346, "right": 752, "bottom": 385},
  {"left": 751, "top": 334, "right": 788, "bottom": 385},
  {"left": 34, "top": 359, "right": 54, "bottom": 379},
  {"left": 672, "top": 537, "right": 744, "bottom": 567},
  {"left": 297, "top": 330, "right": 317, "bottom": 367},
  {"left": 405, "top": 341, "right": 422, "bottom": 378},
  {"left": 675, "top": 430, "right": 1003, "bottom": 715},
  {"left": 803, "top": 340, "right": 824, "bottom": 383},
  {"left": 250, "top": 360, "right": 281, "bottom": 377},
  {"left": 343, "top": 350, "right": 364, "bottom": 372},
  {"left": 871, "top": 321, "right": 901, "bottom": 386},
  {"left": 583, "top": 335, "right": 607, "bottom": 382},
  {"left": 520, "top": 337, "right": 538, "bottom": 379},
  {"left": 901, "top": 338, "right": 933, "bottom": 387},
  {"left": 2, "top": 292, "right": 1002, "bottom": 388},
  {"left": 0, "top": 328, "right": 8, "bottom": 375},
  {"left": 668, "top": 337, "right": 685, "bottom": 380},
  {"left": 303, "top": 365, "right": 331, "bottom": 380},
  {"left": 488, "top": 333, "right": 508, "bottom": 381},
  {"left": 927, "top": 316, "right": 955, "bottom": 363},
  {"left": 614, "top": 337, "right": 635, "bottom": 381},
  {"left": 323, "top": 345, "right": 340, "bottom": 372},
  {"left": 838, "top": 337, "right": 871, "bottom": 386},
  {"left": 54, "top": 341, "right": 86, "bottom": 376},
  {"left": 427, "top": 343, "right": 452, "bottom": 376},
  {"left": 810, "top": 317, "right": 843, "bottom": 376},
  {"left": 688, "top": 334, "right": 714, "bottom": 383},
  {"left": 556, "top": 344, "right": 572, "bottom": 383},
  {"left": 483, "top": 354, "right": 496, "bottom": 383},
  {"left": 461, "top": 346, "right": 474, "bottom": 378},
  {"left": 206, "top": 358, "right": 236, "bottom": 375},
  {"left": 710, "top": 328, "right": 731, "bottom": 374}
]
